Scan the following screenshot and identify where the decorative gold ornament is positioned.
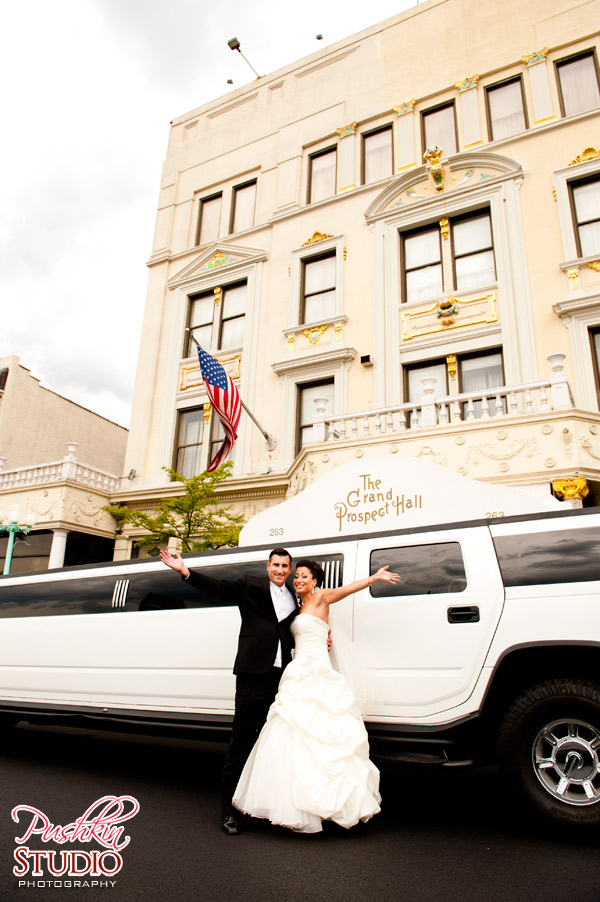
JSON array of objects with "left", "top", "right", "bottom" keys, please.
[
  {"left": 439, "top": 218, "right": 449, "bottom": 240},
  {"left": 303, "top": 324, "right": 329, "bottom": 344},
  {"left": 343, "top": 247, "right": 347, "bottom": 261},
  {"left": 302, "top": 231, "right": 333, "bottom": 246},
  {"left": 522, "top": 47, "right": 548, "bottom": 67},
  {"left": 455, "top": 74, "right": 479, "bottom": 92},
  {"left": 552, "top": 477, "right": 589, "bottom": 501},
  {"left": 213, "top": 286, "right": 222, "bottom": 305},
  {"left": 338, "top": 184, "right": 356, "bottom": 193},
  {"left": 587, "top": 261, "right": 600, "bottom": 272},
  {"left": 336, "top": 121, "right": 357, "bottom": 138},
  {"left": 424, "top": 145, "right": 444, "bottom": 192},
  {"left": 334, "top": 322, "right": 343, "bottom": 342},
  {"left": 393, "top": 99, "right": 416, "bottom": 116},
  {"left": 446, "top": 354, "right": 457, "bottom": 379},
  {"left": 567, "top": 269, "right": 579, "bottom": 289},
  {"left": 287, "top": 334, "right": 295, "bottom": 351},
  {"left": 552, "top": 187, "right": 557, "bottom": 202},
  {"left": 208, "top": 251, "right": 228, "bottom": 268},
  {"left": 203, "top": 402, "right": 212, "bottom": 423},
  {"left": 436, "top": 297, "right": 459, "bottom": 325},
  {"left": 569, "top": 147, "right": 600, "bottom": 166}
]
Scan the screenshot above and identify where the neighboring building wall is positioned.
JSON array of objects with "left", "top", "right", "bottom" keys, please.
[
  {"left": 116, "top": 0, "right": 600, "bottom": 555},
  {"left": 0, "top": 356, "right": 128, "bottom": 471}
]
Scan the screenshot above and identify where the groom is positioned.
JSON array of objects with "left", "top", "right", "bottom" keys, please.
[{"left": 159, "top": 547, "right": 298, "bottom": 835}]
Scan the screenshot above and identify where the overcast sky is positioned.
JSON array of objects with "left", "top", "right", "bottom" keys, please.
[{"left": 1, "top": 0, "right": 416, "bottom": 428}]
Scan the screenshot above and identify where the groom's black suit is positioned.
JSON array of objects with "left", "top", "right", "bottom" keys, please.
[{"left": 185, "top": 568, "right": 298, "bottom": 804}]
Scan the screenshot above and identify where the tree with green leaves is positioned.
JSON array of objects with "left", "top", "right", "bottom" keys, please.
[{"left": 104, "top": 462, "right": 244, "bottom": 553}]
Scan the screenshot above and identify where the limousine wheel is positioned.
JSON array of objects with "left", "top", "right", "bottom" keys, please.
[{"left": 497, "top": 679, "right": 600, "bottom": 829}]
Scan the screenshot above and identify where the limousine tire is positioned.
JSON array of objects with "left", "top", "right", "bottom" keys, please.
[{"left": 497, "top": 679, "right": 600, "bottom": 830}]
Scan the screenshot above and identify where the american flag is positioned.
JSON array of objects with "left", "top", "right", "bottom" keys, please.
[{"left": 197, "top": 346, "right": 242, "bottom": 472}]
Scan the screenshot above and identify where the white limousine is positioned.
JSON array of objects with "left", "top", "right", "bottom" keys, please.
[{"left": 1, "top": 496, "right": 600, "bottom": 832}]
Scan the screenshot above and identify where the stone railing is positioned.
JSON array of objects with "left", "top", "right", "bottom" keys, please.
[
  {"left": 0, "top": 442, "right": 120, "bottom": 493},
  {"left": 312, "top": 353, "right": 574, "bottom": 442}
]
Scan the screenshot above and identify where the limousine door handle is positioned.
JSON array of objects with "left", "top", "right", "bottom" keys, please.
[{"left": 447, "top": 606, "right": 480, "bottom": 623}]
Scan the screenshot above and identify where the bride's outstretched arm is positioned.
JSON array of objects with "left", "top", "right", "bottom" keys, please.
[{"left": 321, "top": 566, "right": 400, "bottom": 605}]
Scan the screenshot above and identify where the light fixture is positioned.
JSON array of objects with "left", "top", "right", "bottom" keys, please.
[
  {"left": 227, "top": 36, "right": 261, "bottom": 78},
  {"left": 128, "top": 469, "right": 137, "bottom": 481}
]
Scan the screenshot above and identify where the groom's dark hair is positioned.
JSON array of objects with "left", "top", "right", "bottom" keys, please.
[{"left": 269, "top": 547, "right": 292, "bottom": 564}]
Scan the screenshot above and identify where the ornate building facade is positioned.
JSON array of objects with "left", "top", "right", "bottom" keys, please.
[{"left": 113, "top": 0, "right": 600, "bottom": 555}]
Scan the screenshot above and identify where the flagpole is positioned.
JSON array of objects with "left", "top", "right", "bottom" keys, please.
[{"left": 186, "top": 329, "right": 276, "bottom": 452}]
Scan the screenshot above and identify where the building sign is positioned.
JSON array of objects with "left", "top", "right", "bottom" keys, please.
[{"left": 239, "top": 455, "right": 561, "bottom": 547}]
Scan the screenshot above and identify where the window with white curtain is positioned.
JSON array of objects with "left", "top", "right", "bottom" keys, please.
[
  {"left": 309, "top": 148, "right": 337, "bottom": 203},
  {"left": 401, "top": 210, "right": 496, "bottom": 303},
  {"left": 403, "top": 226, "right": 443, "bottom": 303},
  {"left": 556, "top": 52, "right": 600, "bottom": 117},
  {"left": 459, "top": 351, "right": 504, "bottom": 417},
  {"left": 422, "top": 103, "right": 457, "bottom": 155},
  {"left": 186, "top": 282, "right": 247, "bottom": 355},
  {"left": 363, "top": 126, "right": 393, "bottom": 184},
  {"left": 297, "top": 379, "right": 334, "bottom": 452},
  {"left": 486, "top": 78, "right": 527, "bottom": 140},
  {"left": 175, "top": 408, "right": 205, "bottom": 477},
  {"left": 196, "top": 194, "right": 222, "bottom": 246},
  {"left": 301, "top": 252, "right": 336, "bottom": 323},
  {"left": 571, "top": 176, "right": 600, "bottom": 257},
  {"left": 591, "top": 329, "right": 600, "bottom": 406},
  {"left": 230, "top": 180, "right": 256, "bottom": 233}
]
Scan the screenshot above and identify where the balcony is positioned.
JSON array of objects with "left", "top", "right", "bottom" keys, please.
[{"left": 292, "top": 354, "right": 600, "bottom": 495}]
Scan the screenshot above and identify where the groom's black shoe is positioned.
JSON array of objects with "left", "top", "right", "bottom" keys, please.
[{"left": 222, "top": 813, "right": 241, "bottom": 836}]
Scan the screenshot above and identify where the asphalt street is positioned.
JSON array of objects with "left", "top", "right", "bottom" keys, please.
[{"left": 1, "top": 723, "right": 598, "bottom": 902}]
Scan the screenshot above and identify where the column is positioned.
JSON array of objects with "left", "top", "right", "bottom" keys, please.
[
  {"left": 336, "top": 122, "right": 357, "bottom": 193},
  {"left": 48, "top": 528, "right": 69, "bottom": 569},
  {"left": 394, "top": 100, "right": 416, "bottom": 170},
  {"left": 455, "top": 76, "right": 482, "bottom": 148},
  {"left": 523, "top": 49, "right": 555, "bottom": 125}
]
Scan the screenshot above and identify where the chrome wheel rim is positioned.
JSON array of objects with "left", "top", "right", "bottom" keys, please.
[{"left": 532, "top": 718, "right": 600, "bottom": 806}]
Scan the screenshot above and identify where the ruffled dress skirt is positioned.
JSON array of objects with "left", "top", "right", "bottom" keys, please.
[{"left": 233, "top": 613, "right": 381, "bottom": 833}]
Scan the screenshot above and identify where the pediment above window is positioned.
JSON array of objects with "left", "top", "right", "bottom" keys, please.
[
  {"left": 365, "top": 152, "right": 525, "bottom": 222},
  {"left": 168, "top": 243, "right": 268, "bottom": 290}
]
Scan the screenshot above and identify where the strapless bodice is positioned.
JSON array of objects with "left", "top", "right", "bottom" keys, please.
[{"left": 291, "top": 613, "right": 329, "bottom": 658}]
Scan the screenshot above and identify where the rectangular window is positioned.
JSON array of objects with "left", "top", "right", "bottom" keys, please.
[
  {"left": 230, "top": 180, "right": 256, "bottom": 234},
  {"left": 309, "top": 148, "right": 337, "bottom": 203},
  {"left": 459, "top": 350, "right": 504, "bottom": 417},
  {"left": 401, "top": 210, "right": 496, "bottom": 303},
  {"left": 176, "top": 408, "right": 205, "bottom": 478},
  {"left": 451, "top": 212, "right": 496, "bottom": 291},
  {"left": 219, "top": 282, "right": 246, "bottom": 349},
  {"left": 486, "top": 77, "right": 527, "bottom": 140},
  {"left": 370, "top": 543, "right": 467, "bottom": 597},
  {"left": 187, "top": 291, "right": 214, "bottom": 356},
  {"left": 363, "top": 126, "right": 393, "bottom": 184},
  {"left": 297, "top": 379, "right": 334, "bottom": 453},
  {"left": 301, "top": 252, "right": 336, "bottom": 323},
  {"left": 405, "top": 359, "right": 448, "bottom": 405},
  {"left": 403, "top": 226, "right": 443, "bottom": 303},
  {"left": 571, "top": 177, "right": 600, "bottom": 257},
  {"left": 186, "top": 281, "right": 246, "bottom": 356},
  {"left": 196, "top": 194, "right": 222, "bottom": 246},
  {"left": 556, "top": 52, "right": 600, "bottom": 117},
  {"left": 422, "top": 102, "right": 457, "bottom": 155},
  {"left": 493, "top": 526, "right": 600, "bottom": 587}
]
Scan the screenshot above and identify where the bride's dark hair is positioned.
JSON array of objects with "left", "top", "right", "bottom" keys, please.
[{"left": 295, "top": 559, "right": 325, "bottom": 588}]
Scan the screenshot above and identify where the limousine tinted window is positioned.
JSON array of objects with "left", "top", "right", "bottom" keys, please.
[
  {"left": 493, "top": 526, "right": 600, "bottom": 587},
  {"left": 0, "top": 554, "right": 345, "bottom": 618},
  {"left": 369, "top": 543, "right": 467, "bottom": 597}
]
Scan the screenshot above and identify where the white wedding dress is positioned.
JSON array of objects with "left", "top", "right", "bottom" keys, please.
[{"left": 232, "top": 613, "right": 381, "bottom": 833}]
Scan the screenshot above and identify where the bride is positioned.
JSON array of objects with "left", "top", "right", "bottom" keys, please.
[{"left": 233, "top": 559, "right": 400, "bottom": 833}]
